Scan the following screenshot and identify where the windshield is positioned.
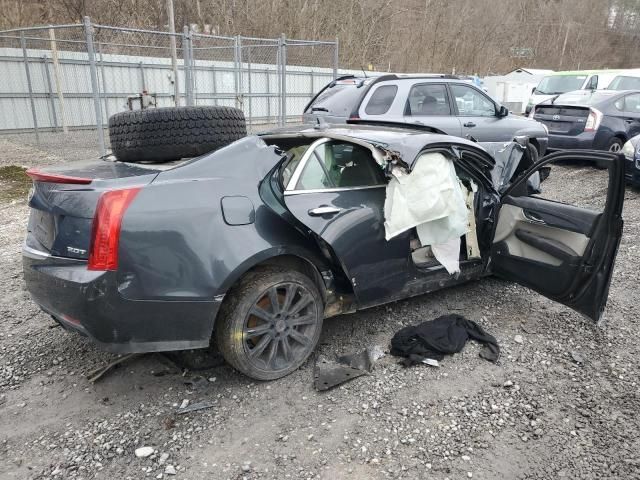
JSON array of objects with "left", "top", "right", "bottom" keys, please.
[
  {"left": 305, "top": 81, "right": 366, "bottom": 115},
  {"left": 608, "top": 75, "right": 640, "bottom": 90},
  {"left": 535, "top": 75, "right": 588, "bottom": 95}
]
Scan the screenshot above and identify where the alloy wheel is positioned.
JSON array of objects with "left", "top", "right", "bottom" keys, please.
[
  {"left": 609, "top": 142, "right": 622, "bottom": 153},
  {"left": 242, "top": 282, "right": 320, "bottom": 373}
]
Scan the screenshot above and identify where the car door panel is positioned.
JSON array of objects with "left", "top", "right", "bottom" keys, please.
[
  {"left": 490, "top": 150, "right": 624, "bottom": 322},
  {"left": 501, "top": 195, "right": 601, "bottom": 235},
  {"left": 284, "top": 188, "right": 411, "bottom": 306}
]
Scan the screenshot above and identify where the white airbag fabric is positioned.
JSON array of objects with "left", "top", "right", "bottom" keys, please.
[{"left": 384, "top": 152, "right": 469, "bottom": 274}]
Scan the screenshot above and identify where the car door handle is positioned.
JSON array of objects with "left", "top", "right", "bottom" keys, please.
[
  {"left": 463, "top": 122, "right": 476, "bottom": 127},
  {"left": 308, "top": 206, "right": 341, "bottom": 216},
  {"left": 524, "top": 210, "right": 546, "bottom": 224}
]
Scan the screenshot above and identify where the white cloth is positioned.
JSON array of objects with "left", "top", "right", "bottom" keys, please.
[{"left": 384, "top": 152, "right": 469, "bottom": 275}]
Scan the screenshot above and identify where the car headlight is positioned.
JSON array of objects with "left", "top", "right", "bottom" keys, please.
[{"left": 622, "top": 140, "right": 635, "bottom": 159}]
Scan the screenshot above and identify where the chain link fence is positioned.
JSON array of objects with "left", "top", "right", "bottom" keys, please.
[{"left": 0, "top": 17, "right": 339, "bottom": 160}]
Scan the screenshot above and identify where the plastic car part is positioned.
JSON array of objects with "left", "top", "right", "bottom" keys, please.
[{"left": 313, "top": 356, "right": 368, "bottom": 391}]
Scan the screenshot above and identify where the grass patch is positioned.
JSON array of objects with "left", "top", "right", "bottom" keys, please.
[{"left": 0, "top": 165, "right": 31, "bottom": 202}]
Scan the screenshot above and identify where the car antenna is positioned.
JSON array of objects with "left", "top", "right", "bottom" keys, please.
[{"left": 360, "top": 67, "right": 368, "bottom": 78}]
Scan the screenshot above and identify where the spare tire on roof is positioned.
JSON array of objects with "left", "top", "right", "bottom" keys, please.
[{"left": 108, "top": 106, "right": 247, "bottom": 163}]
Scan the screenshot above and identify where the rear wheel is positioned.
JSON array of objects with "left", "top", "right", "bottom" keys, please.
[
  {"left": 607, "top": 137, "right": 624, "bottom": 153},
  {"left": 215, "top": 267, "right": 324, "bottom": 380}
]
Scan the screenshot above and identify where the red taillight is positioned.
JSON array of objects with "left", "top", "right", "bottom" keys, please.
[
  {"left": 26, "top": 168, "right": 92, "bottom": 184},
  {"left": 584, "top": 107, "right": 603, "bottom": 132},
  {"left": 88, "top": 188, "right": 141, "bottom": 271}
]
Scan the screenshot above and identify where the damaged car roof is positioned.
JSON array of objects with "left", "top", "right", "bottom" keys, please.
[{"left": 259, "top": 123, "right": 492, "bottom": 171}]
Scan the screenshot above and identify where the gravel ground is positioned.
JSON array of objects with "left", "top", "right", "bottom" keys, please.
[{"left": 1, "top": 134, "right": 639, "bottom": 480}]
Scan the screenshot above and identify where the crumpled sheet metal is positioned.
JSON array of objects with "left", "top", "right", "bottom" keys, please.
[
  {"left": 313, "top": 356, "right": 368, "bottom": 391},
  {"left": 314, "top": 346, "right": 385, "bottom": 391}
]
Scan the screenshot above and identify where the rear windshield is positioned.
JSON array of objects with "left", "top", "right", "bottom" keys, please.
[
  {"left": 535, "top": 75, "right": 587, "bottom": 95},
  {"left": 608, "top": 75, "right": 640, "bottom": 90},
  {"left": 306, "top": 80, "right": 368, "bottom": 115}
]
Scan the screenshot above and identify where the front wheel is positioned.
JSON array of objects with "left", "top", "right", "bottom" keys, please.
[{"left": 215, "top": 267, "right": 324, "bottom": 380}]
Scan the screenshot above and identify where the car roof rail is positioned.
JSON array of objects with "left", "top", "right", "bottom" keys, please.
[{"left": 345, "top": 118, "right": 447, "bottom": 135}]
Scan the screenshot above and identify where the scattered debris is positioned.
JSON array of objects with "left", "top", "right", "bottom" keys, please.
[
  {"left": 337, "top": 345, "right": 385, "bottom": 372},
  {"left": 514, "top": 334, "right": 524, "bottom": 344},
  {"left": 179, "top": 399, "right": 189, "bottom": 409},
  {"left": 183, "top": 375, "right": 209, "bottom": 390},
  {"left": 313, "top": 356, "right": 368, "bottom": 391},
  {"left": 421, "top": 358, "right": 440, "bottom": 367},
  {"left": 86, "top": 353, "right": 142, "bottom": 383},
  {"left": 570, "top": 351, "right": 585, "bottom": 365},
  {"left": 176, "top": 400, "right": 216, "bottom": 415},
  {"left": 135, "top": 446, "right": 154, "bottom": 458},
  {"left": 164, "top": 465, "right": 177, "bottom": 475}
]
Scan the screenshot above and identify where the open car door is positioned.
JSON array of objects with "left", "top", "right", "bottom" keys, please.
[{"left": 490, "top": 150, "right": 625, "bottom": 323}]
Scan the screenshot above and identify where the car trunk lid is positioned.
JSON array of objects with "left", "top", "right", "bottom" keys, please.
[
  {"left": 26, "top": 160, "right": 160, "bottom": 260},
  {"left": 534, "top": 105, "right": 590, "bottom": 135}
]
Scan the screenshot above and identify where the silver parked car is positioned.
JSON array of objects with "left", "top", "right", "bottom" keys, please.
[{"left": 303, "top": 74, "right": 549, "bottom": 156}]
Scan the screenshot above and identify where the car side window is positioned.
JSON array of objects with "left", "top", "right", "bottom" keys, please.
[
  {"left": 623, "top": 93, "right": 640, "bottom": 114},
  {"left": 450, "top": 84, "right": 496, "bottom": 117},
  {"left": 406, "top": 84, "right": 451, "bottom": 116},
  {"left": 587, "top": 75, "right": 598, "bottom": 90},
  {"left": 365, "top": 85, "right": 398, "bottom": 115},
  {"left": 295, "top": 141, "right": 386, "bottom": 190}
]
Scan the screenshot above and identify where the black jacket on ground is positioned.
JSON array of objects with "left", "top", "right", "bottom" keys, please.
[{"left": 390, "top": 314, "right": 500, "bottom": 366}]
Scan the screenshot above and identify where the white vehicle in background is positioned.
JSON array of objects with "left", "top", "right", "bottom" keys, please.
[
  {"left": 525, "top": 70, "right": 622, "bottom": 115},
  {"left": 607, "top": 70, "right": 640, "bottom": 90}
]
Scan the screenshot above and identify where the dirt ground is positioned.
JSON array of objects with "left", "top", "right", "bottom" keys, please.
[{"left": 1, "top": 133, "right": 639, "bottom": 480}]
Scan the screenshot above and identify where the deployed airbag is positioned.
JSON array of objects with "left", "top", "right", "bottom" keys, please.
[{"left": 384, "top": 152, "right": 469, "bottom": 273}]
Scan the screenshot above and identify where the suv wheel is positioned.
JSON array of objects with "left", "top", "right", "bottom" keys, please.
[
  {"left": 607, "top": 138, "right": 623, "bottom": 153},
  {"left": 215, "top": 267, "right": 323, "bottom": 380}
]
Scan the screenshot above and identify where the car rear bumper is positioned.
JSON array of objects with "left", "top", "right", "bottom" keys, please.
[
  {"left": 547, "top": 131, "right": 598, "bottom": 151},
  {"left": 23, "top": 244, "right": 221, "bottom": 354}
]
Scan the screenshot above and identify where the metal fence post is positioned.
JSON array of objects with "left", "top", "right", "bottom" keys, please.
[
  {"left": 233, "top": 36, "right": 241, "bottom": 110},
  {"left": 97, "top": 45, "right": 110, "bottom": 120},
  {"left": 83, "top": 16, "right": 106, "bottom": 157},
  {"left": 183, "top": 26, "right": 193, "bottom": 106},
  {"left": 49, "top": 27, "right": 68, "bottom": 133},
  {"left": 42, "top": 56, "right": 58, "bottom": 130},
  {"left": 333, "top": 37, "right": 339, "bottom": 79},
  {"left": 20, "top": 31, "right": 39, "bottom": 145},
  {"left": 279, "top": 33, "right": 287, "bottom": 127}
]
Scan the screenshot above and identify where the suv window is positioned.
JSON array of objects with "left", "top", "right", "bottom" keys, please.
[
  {"left": 450, "top": 84, "right": 496, "bottom": 117},
  {"left": 296, "top": 141, "right": 386, "bottom": 190},
  {"left": 365, "top": 85, "right": 398, "bottom": 115},
  {"left": 406, "top": 84, "right": 451, "bottom": 115},
  {"left": 305, "top": 79, "right": 372, "bottom": 115}
]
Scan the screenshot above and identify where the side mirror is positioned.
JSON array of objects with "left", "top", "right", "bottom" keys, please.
[{"left": 498, "top": 105, "right": 509, "bottom": 117}]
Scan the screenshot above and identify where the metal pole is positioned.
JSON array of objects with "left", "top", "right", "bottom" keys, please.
[
  {"left": 211, "top": 64, "right": 217, "bottom": 106},
  {"left": 266, "top": 65, "right": 271, "bottom": 123},
  {"left": 98, "top": 44, "right": 110, "bottom": 120},
  {"left": 279, "top": 33, "right": 287, "bottom": 127},
  {"left": 49, "top": 28, "right": 68, "bottom": 133},
  {"left": 333, "top": 37, "right": 339, "bottom": 79},
  {"left": 247, "top": 44, "right": 252, "bottom": 129},
  {"left": 166, "top": 0, "right": 180, "bottom": 106},
  {"left": 20, "top": 31, "right": 39, "bottom": 145},
  {"left": 42, "top": 56, "right": 58, "bottom": 130},
  {"left": 233, "top": 36, "right": 241, "bottom": 110},
  {"left": 183, "top": 26, "right": 193, "bottom": 105},
  {"left": 559, "top": 23, "right": 570, "bottom": 69},
  {"left": 138, "top": 61, "right": 146, "bottom": 91},
  {"left": 84, "top": 16, "right": 106, "bottom": 157}
]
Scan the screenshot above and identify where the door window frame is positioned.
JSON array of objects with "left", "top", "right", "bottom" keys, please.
[
  {"left": 448, "top": 82, "right": 498, "bottom": 117},
  {"left": 284, "top": 137, "right": 387, "bottom": 195}
]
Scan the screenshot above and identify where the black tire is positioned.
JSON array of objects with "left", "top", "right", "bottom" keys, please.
[
  {"left": 606, "top": 137, "right": 624, "bottom": 153},
  {"left": 215, "top": 266, "right": 324, "bottom": 380},
  {"left": 108, "top": 106, "right": 246, "bottom": 163}
]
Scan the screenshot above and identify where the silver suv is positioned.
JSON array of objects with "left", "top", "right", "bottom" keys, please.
[{"left": 303, "top": 74, "right": 549, "bottom": 155}]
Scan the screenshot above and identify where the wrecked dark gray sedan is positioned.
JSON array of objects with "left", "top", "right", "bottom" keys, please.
[{"left": 23, "top": 122, "right": 624, "bottom": 380}]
